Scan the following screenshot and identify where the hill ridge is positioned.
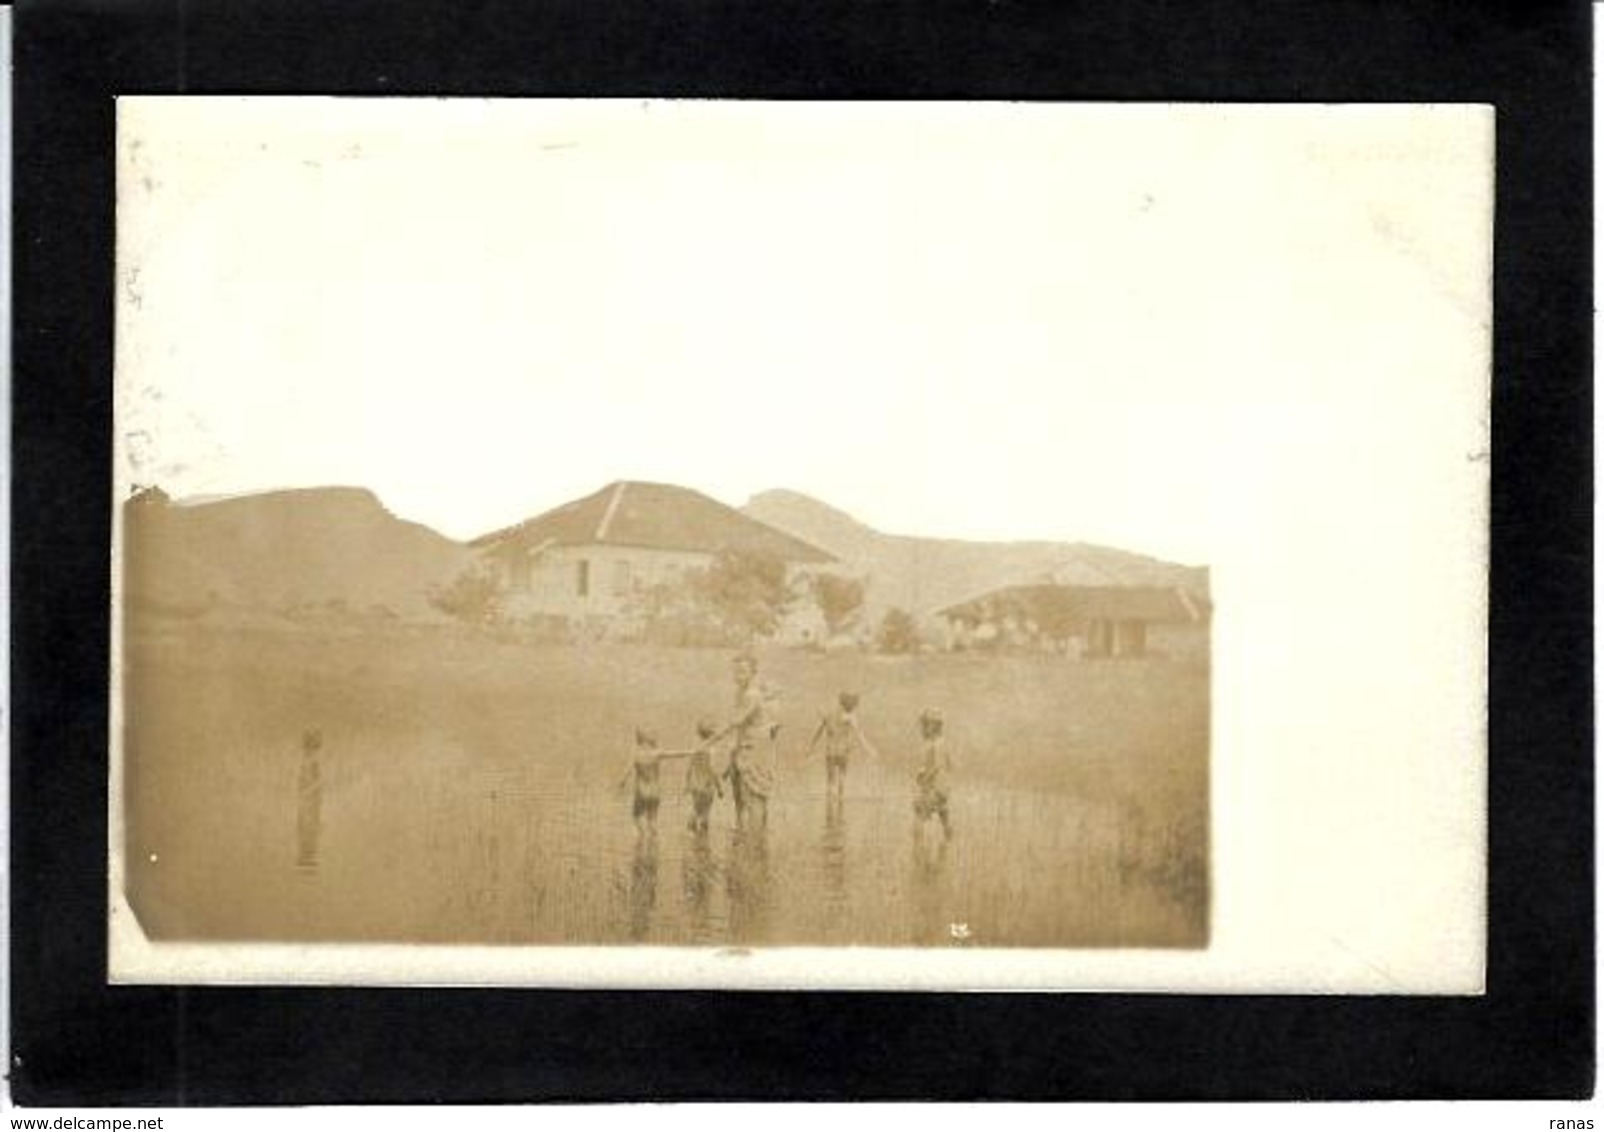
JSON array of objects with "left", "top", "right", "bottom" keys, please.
[
  {"left": 124, "top": 484, "right": 473, "bottom": 624},
  {"left": 741, "top": 488, "right": 1206, "bottom": 625},
  {"left": 123, "top": 480, "right": 1206, "bottom": 632}
]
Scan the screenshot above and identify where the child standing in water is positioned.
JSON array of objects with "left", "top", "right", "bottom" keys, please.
[
  {"left": 805, "top": 691, "right": 878, "bottom": 799},
  {"left": 295, "top": 729, "right": 325, "bottom": 870},
  {"left": 684, "top": 719, "right": 724, "bottom": 834},
  {"left": 619, "top": 728, "right": 690, "bottom": 842},
  {"left": 913, "top": 708, "right": 954, "bottom": 840}
]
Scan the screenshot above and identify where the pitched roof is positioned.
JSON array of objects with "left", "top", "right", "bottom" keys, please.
[
  {"left": 470, "top": 481, "right": 836, "bottom": 564},
  {"left": 938, "top": 583, "right": 1210, "bottom": 625}
]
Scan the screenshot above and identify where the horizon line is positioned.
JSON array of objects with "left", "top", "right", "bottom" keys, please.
[{"left": 126, "top": 478, "right": 1211, "bottom": 569}]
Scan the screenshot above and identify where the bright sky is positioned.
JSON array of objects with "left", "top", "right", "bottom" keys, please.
[{"left": 117, "top": 99, "right": 1492, "bottom": 564}]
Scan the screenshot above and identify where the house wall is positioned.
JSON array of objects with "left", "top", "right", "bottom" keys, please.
[
  {"left": 943, "top": 613, "right": 1066, "bottom": 653},
  {"left": 485, "top": 541, "right": 843, "bottom": 645},
  {"left": 492, "top": 543, "right": 707, "bottom": 620},
  {"left": 1147, "top": 621, "right": 1211, "bottom": 660},
  {"left": 947, "top": 611, "right": 1210, "bottom": 660},
  {"left": 1113, "top": 619, "right": 1148, "bottom": 656}
]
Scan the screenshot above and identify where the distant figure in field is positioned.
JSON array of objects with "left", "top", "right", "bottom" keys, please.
[
  {"left": 722, "top": 651, "right": 781, "bottom": 831},
  {"left": 684, "top": 719, "right": 724, "bottom": 834},
  {"left": 295, "top": 729, "right": 324, "bottom": 870},
  {"left": 913, "top": 708, "right": 954, "bottom": 841},
  {"left": 619, "top": 727, "right": 691, "bottom": 843},
  {"left": 804, "top": 691, "right": 879, "bottom": 799}
]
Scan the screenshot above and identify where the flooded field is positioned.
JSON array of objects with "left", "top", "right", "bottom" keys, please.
[{"left": 122, "top": 625, "right": 1209, "bottom": 949}]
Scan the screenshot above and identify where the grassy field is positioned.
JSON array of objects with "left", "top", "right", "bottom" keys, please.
[{"left": 121, "top": 622, "right": 1210, "bottom": 949}]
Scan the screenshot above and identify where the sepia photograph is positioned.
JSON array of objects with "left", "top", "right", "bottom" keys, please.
[{"left": 110, "top": 99, "right": 1487, "bottom": 989}]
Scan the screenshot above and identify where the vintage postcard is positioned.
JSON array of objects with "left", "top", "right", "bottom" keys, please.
[{"left": 111, "top": 98, "right": 1488, "bottom": 990}]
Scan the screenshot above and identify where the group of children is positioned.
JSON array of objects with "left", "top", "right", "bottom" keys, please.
[
  {"left": 620, "top": 719, "right": 726, "bottom": 839},
  {"left": 619, "top": 690, "right": 954, "bottom": 842}
]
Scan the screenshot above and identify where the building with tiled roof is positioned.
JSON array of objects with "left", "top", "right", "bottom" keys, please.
[
  {"left": 937, "top": 582, "right": 1211, "bottom": 658},
  {"left": 471, "top": 481, "right": 841, "bottom": 642}
]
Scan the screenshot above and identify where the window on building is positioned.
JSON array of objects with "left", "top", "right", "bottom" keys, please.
[
  {"left": 576, "top": 559, "right": 590, "bottom": 598},
  {"left": 612, "top": 559, "right": 632, "bottom": 597}
]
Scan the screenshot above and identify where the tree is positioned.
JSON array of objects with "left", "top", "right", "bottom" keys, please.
[
  {"left": 625, "top": 574, "right": 731, "bottom": 647},
  {"left": 428, "top": 565, "right": 504, "bottom": 627},
  {"left": 810, "top": 573, "right": 866, "bottom": 637},
  {"left": 876, "top": 606, "right": 921, "bottom": 654},
  {"left": 693, "top": 550, "right": 794, "bottom": 641}
]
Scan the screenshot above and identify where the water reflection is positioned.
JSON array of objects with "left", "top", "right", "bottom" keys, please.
[
  {"left": 627, "top": 837, "right": 658, "bottom": 942},
  {"left": 390, "top": 768, "right": 1199, "bottom": 949},
  {"left": 725, "top": 825, "right": 771, "bottom": 942},
  {"left": 820, "top": 794, "right": 847, "bottom": 933},
  {"left": 911, "top": 827, "right": 951, "bottom": 946},
  {"left": 681, "top": 827, "right": 718, "bottom": 945},
  {"left": 294, "top": 730, "right": 324, "bottom": 872}
]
